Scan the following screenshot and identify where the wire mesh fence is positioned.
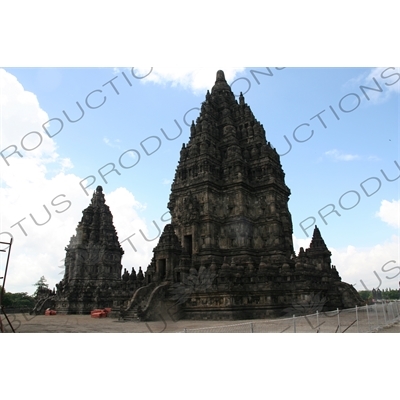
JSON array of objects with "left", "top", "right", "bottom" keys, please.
[{"left": 178, "top": 301, "right": 400, "bottom": 333}]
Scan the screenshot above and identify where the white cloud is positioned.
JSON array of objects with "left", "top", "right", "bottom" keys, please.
[
  {"left": 366, "top": 67, "right": 400, "bottom": 95},
  {"left": 376, "top": 199, "right": 400, "bottom": 228},
  {"left": 347, "top": 67, "right": 400, "bottom": 105},
  {"left": 330, "top": 235, "right": 400, "bottom": 291},
  {"left": 106, "top": 187, "right": 166, "bottom": 273},
  {"left": 293, "top": 235, "right": 311, "bottom": 252},
  {"left": 135, "top": 68, "right": 246, "bottom": 94},
  {"left": 0, "top": 69, "right": 158, "bottom": 295},
  {"left": 0, "top": 69, "right": 56, "bottom": 162},
  {"left": 325, "top": 149, "right": 360, "bottom": 162},
  {"left": 103, "top": 137, "right": 121, "bottom": 149},
  {"left": 60, "top": 157, "right": 74, "bottom": 171}
]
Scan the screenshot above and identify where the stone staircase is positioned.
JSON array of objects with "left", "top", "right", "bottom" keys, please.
[
  {"left": 122, "top": 282, "right": 170, "bottom": 321},
  {"left": 31, "top": 295, "right": 56, "bottom": 315},
  {"left": 122, "top": 283, "right": 156, "bottom": 320},
  {"left": 123, "top": 307, "right": 140, "bottom": 320}
]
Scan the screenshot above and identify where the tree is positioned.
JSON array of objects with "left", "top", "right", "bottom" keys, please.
[
  {"left": 382, "top": 288, "right": 400, "bottom": 300},
  {"left": 0, "top": 285, "right": 12, "bottom": 307},
  {"left": 358, "top": 290, "right": 373, "bottom": 302},
  {"left": 33, "top": 276, "right": 49, "bottom": 297},
  {"left": 0, "top": 285, "right": 35, "bottom": 309}
]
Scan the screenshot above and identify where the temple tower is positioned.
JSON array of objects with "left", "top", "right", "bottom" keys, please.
[
  {"left": 142, "top": 70, "right": 363, "bottom": 319},
  {"left": 55, "top": 186, "right": 125, "bottom": 313},
  {"left": 63, "top": 186, "right": 124, "bottom": 283},
  {"left": 167, "top": 70, "right": 294, "bottom": 276}
]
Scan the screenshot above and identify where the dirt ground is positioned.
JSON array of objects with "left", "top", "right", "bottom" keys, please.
[
  {"left": 2, "top": 312, "right": 399, "bottom": 333},
  {"left": 378, "top": 321, "right": 400, "bottom": 333}
]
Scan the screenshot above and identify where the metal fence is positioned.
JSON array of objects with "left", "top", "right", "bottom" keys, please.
[{"left": 179, "top": 301, "right": 400, "bottom": 333}]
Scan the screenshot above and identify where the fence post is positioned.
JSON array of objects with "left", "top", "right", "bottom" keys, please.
[
  {"left": 366, "top": 304, "right": 371, "bottom": 332},
  {"left": 390, "top": 302, "right": 395, "bottom": 322},
  {"left": 383, "top": 302, "right": 387, "bottom": 325},
  {"left": 356, "top": 305, "right": 359, "bottom": 333},
  {"left": 293, "top": 315, "right": 296, "bottom": 333},
  {"left": 184, "top": 328, "right": 187, "bottom": 333},
  {"left": 316, "top": 311, "right": 319, "bottom": 331},
  {"left": 250, "top": 322, "right": 254, "bottom": 333},
  {"left": 375, "top": 303, "right": 379, "bottom": 328},
  {"left": 337, "top": 308, "right": 341, "bottom": 333}
]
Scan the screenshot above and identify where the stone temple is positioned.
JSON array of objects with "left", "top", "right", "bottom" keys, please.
[
  {"left": 54, "top": 186, "right": 146, "bottom": 314},
  {"left": 53, "top": 70, "right": 363, "bottom": 319}
]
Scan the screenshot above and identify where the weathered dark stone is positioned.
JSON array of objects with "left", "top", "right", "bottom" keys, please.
[
  {"left": 54, "top": 186, "right": 145, "bottom": 314},
  {"left": 142, "top": 70, "right": 364, "bottom": 320}
]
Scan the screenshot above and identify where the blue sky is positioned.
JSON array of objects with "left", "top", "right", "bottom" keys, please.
[{"left": 1, "top": 67, "right": 399, "bottom": 294}]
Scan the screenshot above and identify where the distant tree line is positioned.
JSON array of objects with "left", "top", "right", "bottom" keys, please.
[
  {"left": 358, "top": 288, "right": 400, "bottom": 302},
  {"left": 0, "top": 285, "right": 36, "bottom": 309},
  {"left": 1, "top": 276, "right": 50, "bottom": 311}
]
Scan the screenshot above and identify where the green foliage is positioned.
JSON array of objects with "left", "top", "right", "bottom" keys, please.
[
  {"left": 358, "top": 290, "right": 373, "bottom": 301},
  {"left": 0, "top": 285, "right": 35, "bottom": 309},
  {"left": 33, "top": 276, "right": 49, "bottom": 297},
  {"left": 382, "top": 288, "right": 400, "bottom": 300},
  {"left": 358, "top": 288, "right": 400, "bottom": 301}
]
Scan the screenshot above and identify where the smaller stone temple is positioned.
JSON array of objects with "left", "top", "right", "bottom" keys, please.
[{"left": 54, "top": 186, "right": 146, "bottom": 314}]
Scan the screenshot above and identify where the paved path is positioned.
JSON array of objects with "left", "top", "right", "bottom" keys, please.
[
  {"left": 378, "top": 321, "right": 400, "bottom": 333},
  {"left": 2, "top": 313, "right": 399, "bottom": 333}
]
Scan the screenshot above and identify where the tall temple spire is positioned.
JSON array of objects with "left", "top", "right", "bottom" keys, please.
[
  {"left": 168, "top": 69, "right": 294, "bottom": 265},
  {"left": 55, "top": 185, "right": 128, "bottom": 314},
  {"left": 63, "top": 186, "right": 124, "bottom": 282}
]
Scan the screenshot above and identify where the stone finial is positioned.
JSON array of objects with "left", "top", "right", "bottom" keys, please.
[
  {"left": 137, "top": 267, "right": 144, "bottom": 281},
  {"left": 211, "top": 70, "right": 231, "bottom": 94},
  {"left": 190, "top": 121, "right": 196, "bottom": 137},
  {"left": 216, "top": 70, "right": 226, "bottom": 81},
  {"left": 91, "top": 185, "right": 106, "bottom": 207},
  {"left": 239, "top": 92, "right": 245, "bottom": 105}
]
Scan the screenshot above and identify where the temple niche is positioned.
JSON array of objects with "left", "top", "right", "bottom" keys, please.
[{"left": 52, "top": 71, "right": 363, "bottom": 320}]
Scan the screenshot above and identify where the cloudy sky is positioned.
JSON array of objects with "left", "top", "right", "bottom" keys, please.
[{"left": 1, "top": 67, "right": 399, "bottom": 294}]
